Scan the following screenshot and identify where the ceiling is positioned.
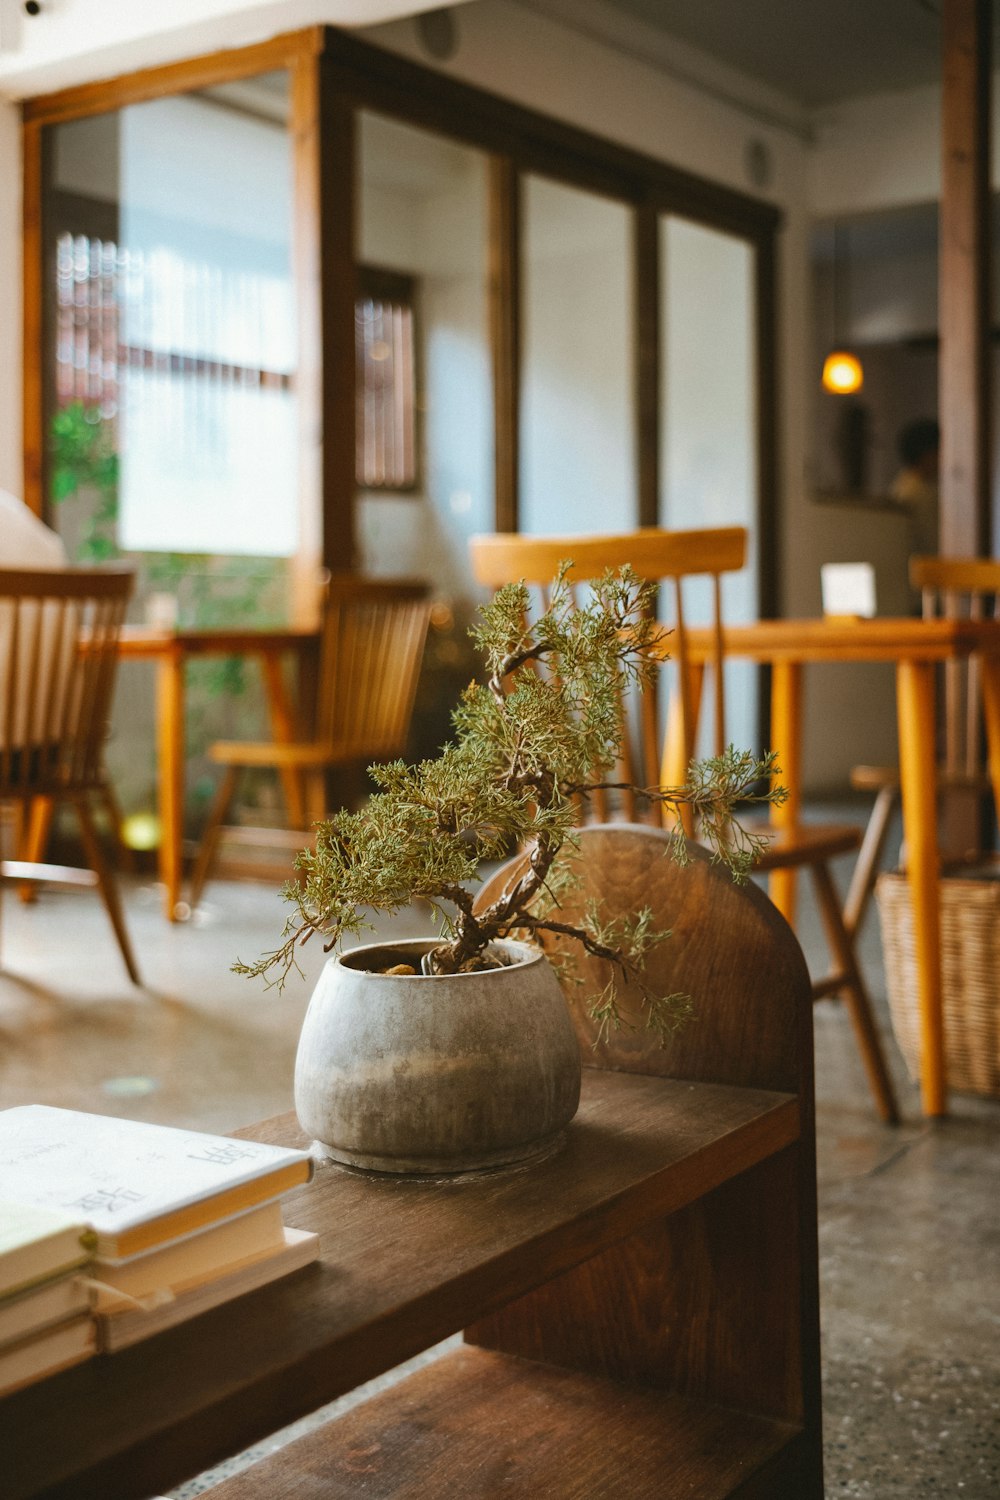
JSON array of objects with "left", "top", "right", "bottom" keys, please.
[{"left": 592, "top": 0, "right": 951, "bottom": 109}]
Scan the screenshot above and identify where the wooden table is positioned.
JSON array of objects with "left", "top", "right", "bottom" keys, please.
[
  {"left": 1, "top": 1073, "right": 820, "bottom": 1499},
  {"left": 116, "top": 625, "right": 317, "bottom": 920},
  {"left": 669, "top": 616, "right": 1000, "bottom": 1119}
]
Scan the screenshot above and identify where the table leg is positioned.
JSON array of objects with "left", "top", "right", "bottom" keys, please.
[
  {"left": 978, "top": 653, "right": 1000, "bottom": 831},
  {"left": 768, "top": 661, "right": 802, "bottom": 926},
  {"left": 896, "top": 659, "right": 945, "bottom": 1117},
  {"left": 260, "top": 650, "right": 306, "bottom": 827},
  {"left": 156, "top": 649, "right": 186, "bottom": 921},
  {"left": 660, "top": 664, "right": 703, "bottom": 837}
]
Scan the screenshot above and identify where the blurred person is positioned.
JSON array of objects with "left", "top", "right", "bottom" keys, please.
[{"left": 889, "top": 418, "right": 939, "bottom": 558}]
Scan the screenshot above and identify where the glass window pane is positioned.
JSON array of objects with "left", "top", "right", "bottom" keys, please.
[
  {"left": 51, "top": 75, "right": 296, "bottom": 569},
  {"left": 660, "top": 216, "right": 759, "bottom": 751},
  {"left": 356, "top": 112, "right": 494, "bottom": 610},
  {"left": 356, "top": 112, "right": 494, "bottom": 759},
  {"left": 520, "top": 177, "right": 635, "bottom": 536}
]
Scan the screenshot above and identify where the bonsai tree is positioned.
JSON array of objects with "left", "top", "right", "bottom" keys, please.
[{"left": 237, "top": 565, "right": 784, "bottom": 1039}]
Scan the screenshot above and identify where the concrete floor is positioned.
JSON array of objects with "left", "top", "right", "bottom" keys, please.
[{"left": 1, "top": 833, "right": 998, "bottom": 1498}]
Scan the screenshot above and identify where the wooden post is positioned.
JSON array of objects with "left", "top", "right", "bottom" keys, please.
[
  {"left": 634, "top": 201, "right": 660, "bottom": 529},
  {"left": 939, "top": 0, "right": 991, "bottom": 557},
  {"left": 489, "top": 157, "right": 520, "bottom": 534}
]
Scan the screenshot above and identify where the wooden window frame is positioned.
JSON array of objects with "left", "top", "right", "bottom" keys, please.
[{"left": 23, "top": 25, "right": 781, "bottom": 624}]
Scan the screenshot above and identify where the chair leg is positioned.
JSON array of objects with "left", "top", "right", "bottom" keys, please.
[
  {"left": 812, "top": 860, "right": 900, "bottom": 1125},
  {"left": 842, "top": 784, "right": 898, "bottom": 941},
  {"left": 188, "top": 765, "right": 239, "bottom": 912},
  {"left": 98, "top": 780, "right": 137, "bottom": 875},
  {"left": 304, "top": 769, "right": 327, "bottom": 828},
  {"left": 72, "top": 793, "right": 142, "bottom": 987},
  {"left": 17, "top": 796, "right": 53, "bottom": 904}
]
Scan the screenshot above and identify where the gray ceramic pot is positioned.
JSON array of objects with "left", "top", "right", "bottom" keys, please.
[{"left": 293, "top": 937, "right": 582, "bottom": 1174}]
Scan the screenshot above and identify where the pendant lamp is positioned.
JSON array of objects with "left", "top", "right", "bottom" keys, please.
[{"left": 822, "top": 224, "right": 863, "bottom": 395}]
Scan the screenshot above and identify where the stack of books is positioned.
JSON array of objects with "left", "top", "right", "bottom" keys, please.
[
  {"left": 0, "top": 1201, "right": 95, "bottom": 1396},
  {"left": 0, "top": 1105, "right": 318, "bottom": 1371}
]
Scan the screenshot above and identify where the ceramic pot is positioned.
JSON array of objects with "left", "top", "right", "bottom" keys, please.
[{"left": 293, "top": 938, "right": 581, "bottom": 1174}]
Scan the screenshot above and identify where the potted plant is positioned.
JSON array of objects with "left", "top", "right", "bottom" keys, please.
[{"left": 237, "top": 566, "right": 781, "bottom": 1174}]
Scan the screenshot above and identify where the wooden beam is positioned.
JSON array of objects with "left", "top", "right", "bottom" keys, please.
[
  {"left": 23, "top": 30, "right": 323, "bottom": 126},
  {"left": 489, "top": 157, "right": 520, "bottom": 534},
  {"left": 939, "top": 0, "right": 991, "bottom": 556},
  {"left": 634, "top": 202, "right": 660, "bottom": 529},
  {"left": 21, "top": 120, "right": 45, "bottom": 517},
  {"left": 314, "top": 52, "right": 357, "bottom": 576}
]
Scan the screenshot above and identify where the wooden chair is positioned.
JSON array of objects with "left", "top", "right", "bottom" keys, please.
[
  {"left": 476, "top": 823, "right": 814, "bottom": 1087},
  {"left": 0, "top": 566, "right": 140, "bottom": 984},
  {"left": 651, "top": 526, "right": 899, "bottom": 1122},
  {"left": 472, "top": 526, "right": 899, "bottom": 1122},
  {"left": 189, "top": 576, "right": 431, "bottom": 909},
  {"left": 469, "top": 527, "right": 745, "bottom": 823},
  {"left": 845, "top": 554, "right": 1000, "bottom": 942}
]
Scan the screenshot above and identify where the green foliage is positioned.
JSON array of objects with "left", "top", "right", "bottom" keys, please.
[
  {"left": 236, "top": 564, "right": 783, "bottom": 1042},
  {"left": 50, "top": 401, "right": 120, "bottom": 562}
]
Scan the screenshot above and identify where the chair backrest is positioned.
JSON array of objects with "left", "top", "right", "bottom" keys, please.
[
  {"left": 469, "top": 527, "right": 747, "bottom": 822},
  {"left": 475, "top": 823, "right": 812, "bottom": 1093},
  {"left": 909, "top": 554, "right": 1000, "bottom": 781},
  {"left": 313, "top": 576, "right": 431, "bottom": 762},
  {"left": 0, "top": 566, "right": 134, "bottom": 797}
]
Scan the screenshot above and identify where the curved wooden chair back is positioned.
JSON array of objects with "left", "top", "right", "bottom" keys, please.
[
  {"left": 0, "top": 567, "right": 133, "bottom": 797},
  {"left": 475, "top": 823, "right": 812, "bottom": 1095},
  {"left": 469, "top": 527, "right": 747, "bottom": 822},
  {"left": 188, "top": 577, "right": 433, "bottom": 913},
  {"left": 910, "top": 554, "right": 1000, "bottom": 784},
  {"left": 313, "top": 576, "right": 432, "bottom": 763}
]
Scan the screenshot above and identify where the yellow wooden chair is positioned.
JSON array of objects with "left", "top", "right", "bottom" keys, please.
[
  {"left": 189, "top": 576, "right": 431, "bottom": 909},
  {"left": 0, "top": 565, "right": 140, "bottom": 983},
  {"left": 471, "top": 526, "right": 899, "bottom": 1122},
  {"left": 469, "top": 527, "right": 745, "bottom": 823}
]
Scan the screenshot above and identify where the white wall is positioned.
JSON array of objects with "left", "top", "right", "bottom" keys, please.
[
  {"left": 0, "top": 0, "right": 465, "bottom": 96},
  {"left": 810, "top": 71, "right": 1000, "bottom": 218}
]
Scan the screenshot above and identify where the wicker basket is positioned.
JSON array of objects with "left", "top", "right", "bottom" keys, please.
[{"left": 876, "top": 868, "right": 1000, "bottom": 1097}]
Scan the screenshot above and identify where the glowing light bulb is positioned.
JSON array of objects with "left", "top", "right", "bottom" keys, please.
[{"left": 822, "top": 351, "right": 864, "bottom": 395}]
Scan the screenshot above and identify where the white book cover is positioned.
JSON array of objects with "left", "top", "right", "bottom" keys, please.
[{"left": 0, "top": 1107, "right": 313, "bottom": 1259}]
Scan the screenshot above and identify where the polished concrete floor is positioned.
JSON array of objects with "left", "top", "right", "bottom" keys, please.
[{"left": 1, "top": 831, "right": 998, "bottom": 1498}]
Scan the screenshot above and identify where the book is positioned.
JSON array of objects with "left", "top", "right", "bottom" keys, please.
[
  {"left": 90, "top": 1200, "right": 287, "bottom": 1298},
  {"left": 0, "top": 1272, "right": 91, "bottom": 1350},
  {"left": 0, "top": 1106, "right": 313, "bottom": 1259},
  {"left": 96, "top": 1226, "right": 319, "bottom": 1352},
  {"left": 0, "top": 1200, "right": 94, "bottom": 1299},
  {"left": 0, "top": 1314, "right": 95, "bottom": 1396}
]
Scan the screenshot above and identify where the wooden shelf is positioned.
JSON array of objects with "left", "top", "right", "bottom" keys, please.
[
  {"left": 210, "top": 1346, "right": 807, "bottom": 1499},
  {"left": 3, "top": 1073, "right": 800, "bottom": 1500},
  {"left": 3, "top": 831, "right": 823, "bottom": 1500}
]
